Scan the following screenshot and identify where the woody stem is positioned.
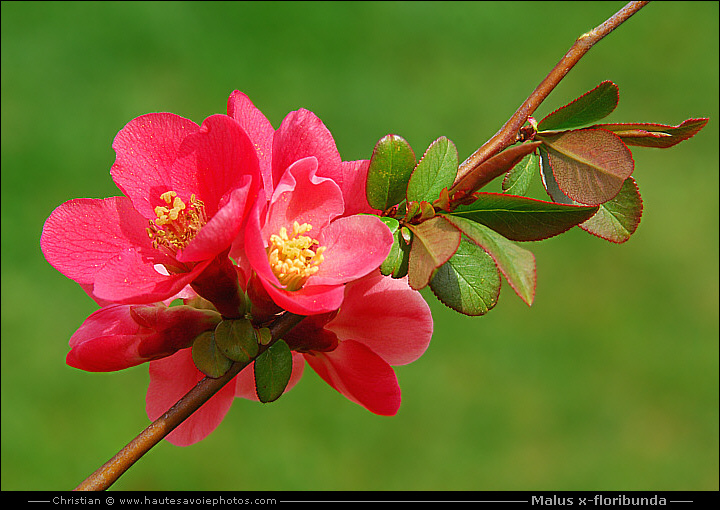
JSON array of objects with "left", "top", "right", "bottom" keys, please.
[
  {"left": 452, "top": 0, "right": 650, "bottom": 187},
  {"left": 73, "top": 311, "right": 306, "bottom": 491}
]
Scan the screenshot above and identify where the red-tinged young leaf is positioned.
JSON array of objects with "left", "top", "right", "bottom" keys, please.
[
  {"left": 443, "top": 215, "right": 536, "bottom": 306},
  {"left": 579, "top": 178, "right": 643, "bottom": 243},
  {"left": 191, "top": 331, "right": 233, "bottom": 378},
  {"left": 429, "top": 236, "right": 501, "bottom": 316},
  {"left": 451, "top": 142, "right": 542, "bottom": 195},
  {"left": 538, "top": 128, "right": 634, "bottom": 205},
  {"left": 450, "top": 192, "right": 598, "bottom": 242},
  {"left": 366, "top": 134, "right": 417, "bottom": 210},
  {"left": 538, "top": 80, "right": 619, "bottom": 131},
  {"left": 592, "top": 118, "right": 709, "bottom": 148},
  {"left": 540, "top": 150, "right": 643, "bottom": 243},
  {"left": 406, "top": 216, "right": 461, "bottom": 290},
  {"left": 254, "top": 339, "right": 293, "bottom": 403},
  {"left": 433, "top": 187, "right": 451, "bottom": 211},
  {"left": 407, "top": 136, "right": 458, "bottom": 203},
  {"left": 419, "top": 201, "right": 436, "bottom": 221},
  {"left": 502, "top": 151, "right": 539, "bottom": 196}
]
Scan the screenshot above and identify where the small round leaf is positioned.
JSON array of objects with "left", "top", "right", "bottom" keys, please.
[
  {"left": 191, "top": 331, "right": 233, "bottom": 378},
  {"left": 214, "top": 319, "right": 259, "bottom": 364},
  {"left": 254, "top": 340, "right": 293, "bottom": 403}
]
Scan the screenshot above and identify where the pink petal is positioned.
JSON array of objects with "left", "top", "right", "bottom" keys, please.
[
  {"left": 111, "top": 113, "right": 200, "bottom": 219},
  {"left": 178, "top": 114, "right": 260, "bottom": 217},
  {"left": 311, "top": 215, "right": 393, "bottom": 286},
  {"left": 40, "top": 197, "right": 165, "bottom": 285},
  {"left": 304, "top": 340, "right": 401, "bottom": 416},
  {"left": 338, "top": 160, "right": 381, "bottom": 216},
  {"left": 67, "top": 333, "right": 147, "bottom": 372},
  {"left": 244, "top": 191, "right": 283, "bottom": 288},
  {"left": 79, "top": 283, "right": 117, "bottom": 307},
  {"left": 227, "top": 90, "right": 275, "bottom": 198},
  {"left": 325, "top": 271, "right": 433, "bottom": 365},
  {"left": 66, "top": 304, "right": 216, "bottom": 372},
  {"left": 234, "top": 352, "right": 306, "bottom": 401},
  {"left": 259, "top": 276, "right": 346, "bottom": 315},
  {"left": 272, "top": 109, "right": 342, "bottom": 192},
  {"left": 93, "top": 247, "right": 211, "bottom": 304},
  {"left": 176, "top": 177, "right": 252, "bottom": 263},
  {"left": 263, "top": 156, "right": 344, "bottom": 239},
  {"left": 68, "top": 305, "right": 137, "bottom": 348},
  {"left": 66, "top": 305, "right": 143, "bottom": 371},
  {"left": 146, "top": 349, "right": 237, "bottom": 446}
]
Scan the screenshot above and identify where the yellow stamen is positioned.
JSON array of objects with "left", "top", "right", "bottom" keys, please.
[
  {"left": 146, "top": 191, "right": 207, "bottom": 255},
  {"left": 267, "top": 221, "right": 326, "bottom": 291}
]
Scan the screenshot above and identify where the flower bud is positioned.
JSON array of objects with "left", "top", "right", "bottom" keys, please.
[{"left": 67, "top": 303, "right": 221, "bottom": 372}]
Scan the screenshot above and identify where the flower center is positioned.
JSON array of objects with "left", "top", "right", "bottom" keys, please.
[
  {"left": 146, "top": 191, "right": 207, "bottom": 255},
  {"left": 267, "top": 221, "right": 326, "bottom": 291}
]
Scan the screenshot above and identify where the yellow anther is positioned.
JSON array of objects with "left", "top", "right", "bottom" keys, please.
[
  {"left": 266, "top": 221, "right": 326, "bottom": 291},
  {"left": 146, "top": 191, "right": 207, "bottom": 255}
]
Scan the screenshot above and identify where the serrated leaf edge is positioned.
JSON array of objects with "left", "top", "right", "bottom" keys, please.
[
  {"left": 538, "top": 80, "right": 619, "bottom": 131},
  {"left": 428, "top": 239, "right": 502, "bottom": 317}
]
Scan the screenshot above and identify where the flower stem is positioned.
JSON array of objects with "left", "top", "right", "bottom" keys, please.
[
  {"left": 73, "top": 311, "right": 306, "bottom": 491},
  {"left": 453, "top": 0, "right": 650, "bottom": 187}
]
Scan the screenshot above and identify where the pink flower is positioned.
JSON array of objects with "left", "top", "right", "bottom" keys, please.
[
  {"left": 41, "top": 112, "right": 260, "bottom": 317},
  {"left": 226, "top": 91, "right": 377, "bottom": 217},
  {"left": 238, "top": 271, "right": 433, "bottom": 415},
  {"left": 226, "top": 91, "right": 393, "bottom": 315},
  {"left": 145, "top": 270, "right": 432, "bottom": 446},
  {"left": 66, "top": 303, "right": 221, "bottom": 372}
]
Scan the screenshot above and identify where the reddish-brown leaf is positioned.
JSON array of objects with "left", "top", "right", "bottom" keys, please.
[
  {"left": 592, "top": 118, "right": 709, "bottom": 148},
  {"left": 538, "top": 129, "right": 634, "bottom": 205},
  {"left": 406, "top": 216, "right": 461, "bottom": 290}
]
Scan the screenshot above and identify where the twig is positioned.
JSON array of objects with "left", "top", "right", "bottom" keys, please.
[
  {"left": 453, "top": 1, "right": 650, "bottom": 186},
  {"left": 73, "top": 312, "right": 306, "bottom": 491}
]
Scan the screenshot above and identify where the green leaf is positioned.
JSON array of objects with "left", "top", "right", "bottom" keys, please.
[
  {"left": 592, "top": 118, "right": 709, "bottom": 148},
  {"left": 502, "top": 151, "right": 539, "bottom": 196},
  {"left": 538, "top": 80, "right": 619, "bottom": 131},
  {"left": 540, "top": 154, "right": 643, "bottom": 243},
  {"left": 406, "top": 216, "right": 461, "bottom": 290},
  {"left": 429, "top": 236, "right": 501, "bottom": 316},
  {"left": 450, "top": 192, "right": 598, "bottom": 241},
  {"left": 191, "top": 331, "right": 233, "bottom": 379},
  {"left": 254, "top": 340, "right": 293, "bottom": 403},
  {"left": 379, "top": 217, "right": 411, "bottom": 278},
  {"left": 538, "top": 128, "right": 634, "bottom": 205},
  {"left": 579, "top": 178, "right": 643, "bottom": 243},
  {"left": 257, "top": 327, "right": 272, "bottom": 346},
  {"left": 406, "top": 136, "right": 458, "bottom": 203},
  {"left": 443, "top": 215, "right": 536, "bottom": 306},
  {"left": 366, "top": 134, "right": 416, "bottom": 210},
  {"left": 453, "top": 141, "right": 541, "bottom": 195},
  {"left": 214, "top": 319, "right": 259, "bottom": 364}
]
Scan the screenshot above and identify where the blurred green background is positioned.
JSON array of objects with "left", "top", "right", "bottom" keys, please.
[{"left": 2, "top": 1, "right": 717, "bottom": 491}]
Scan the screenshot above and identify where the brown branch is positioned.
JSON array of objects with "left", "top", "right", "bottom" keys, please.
[
  {"left": 73, "top": 312, "right": 306, "bottom": 491},
  {"left": 453, "top": 1, "right": 650, "bottom": 186}
]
